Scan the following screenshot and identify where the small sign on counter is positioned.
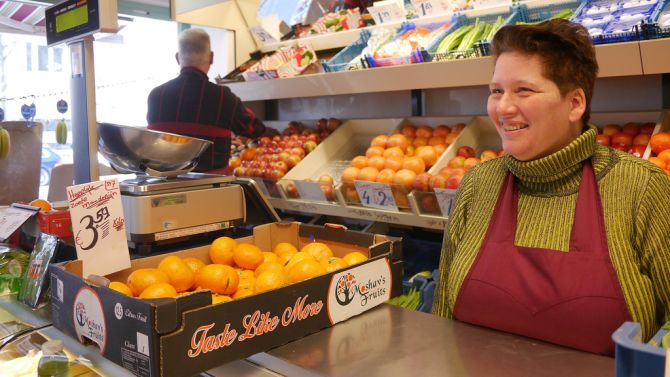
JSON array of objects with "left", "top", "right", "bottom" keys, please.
[
  {"left": 434, "top": 188, "right": 458, "bottom": 217},
  {"left": 66, "top": 179, "right": 130, "bottom": 277},
  {"left": 410, "top": 0, "right": 451, "bottom": 16},
  {"left": 0, "top": 205, "right": 38, "bottom": 241},
  {"left": 368, "top": 0, "right": 406, "bottom": 24}
]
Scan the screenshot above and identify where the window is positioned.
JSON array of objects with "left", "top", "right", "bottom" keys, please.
[
  {"left": 38, "top": 46, "right": 48, "bottom": 71},
  {"left": 53, "top": 48, "right": 62, "bottom": 72},
  {"left": 26, "top": 42, "right": 31, "bottom": 70}
]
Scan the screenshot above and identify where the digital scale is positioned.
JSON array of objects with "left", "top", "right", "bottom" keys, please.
[{"left": 45, "top": 0, "right": 118, "bottom": 47}]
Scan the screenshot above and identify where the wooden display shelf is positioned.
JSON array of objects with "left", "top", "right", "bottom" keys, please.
[
  {"left": 228, "top": 42, "right": 645, "bottom": 102},
  {"left": 267, "top": 197, "right": 449, "bottom": 230},
  {"left": 639, "top": 38, "right": 670, "bottom": 75}
]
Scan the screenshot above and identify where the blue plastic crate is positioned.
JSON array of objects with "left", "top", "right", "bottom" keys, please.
[
  {"left": 612, "top": 322, "right": 668, "bottom": 377},
  {"left": 644, "top": 0, "right": 670, "bottom": 38},
  {"left": 364, "top": 20, "right": 452, "bottom": 67},
  {"left": 516, "top": 0, "right": 582, "bottom": 24},
  {"left": 571, "top": 0, "right": 665, "bottom": 43},
  {"left": 425, "top": 8, "right": 523, "bottom": 61},
  {"left": 322, "top": 29, "right": 371, "bottom": 73},
  {"left": 401, "top": 269, "right": 439, "bottom": 313}
]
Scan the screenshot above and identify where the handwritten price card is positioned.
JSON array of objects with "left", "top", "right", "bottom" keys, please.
[
  {"left": 368, "top": 1, "right": 406, "bottom": 25},
  {"left": 434, "top": 188, "right": 458, "bottom": 217},
  {"left": 67, "top": 179, "right": 130, "bottom": 277},
  {"left": 0, "top": 206, "right": 36, "bottom": 241},
  {"left": 354, "top": 181, "right": 399, "bottom": 211},
  {"left": 410, "top": 0, "right": 451, "bottom": 17}
]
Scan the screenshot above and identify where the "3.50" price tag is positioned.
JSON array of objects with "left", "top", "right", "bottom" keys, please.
[
  {"left": 67, "top": 179, "right": 130, "bottom": 277},
  {"left": 354, "top": 181, "right": 399, "bottom": 211}
]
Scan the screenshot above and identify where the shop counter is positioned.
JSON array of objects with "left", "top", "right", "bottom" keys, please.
[{"left": 0, "top": 298, "right": 613, "bottom": 377}]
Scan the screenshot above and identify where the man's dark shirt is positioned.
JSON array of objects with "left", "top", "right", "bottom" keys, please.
[{"left": 147, "top": 67, "right": 265, "bottom": 173}]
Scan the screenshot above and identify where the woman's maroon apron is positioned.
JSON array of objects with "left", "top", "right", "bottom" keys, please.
[{"left": 453, "top": 161, "right": 631, "bottom": 355}]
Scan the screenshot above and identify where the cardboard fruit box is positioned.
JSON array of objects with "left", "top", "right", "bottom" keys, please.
[{"left": 48, "top": 222, "right": 403, "bottom": 377}]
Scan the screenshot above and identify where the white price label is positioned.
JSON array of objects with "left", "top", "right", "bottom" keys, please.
[
  {"left": 434, "top": 188, "right": 459, "bottom": 217},
  {"left": 67, "top": 179, "right": 130, "bottom": 277},
  {"left": 411, "top": 0, "right": 451, "bottom": 16},
  {"left": 368, "top": 3, "right": 406, "bottom": 25},
  {"left": 295, "top": 181, "right": 328, "bottom": 202},
  {"left": 354, "top": 181, "right": 399, "bottom": 211},
  {"left": 0, "top": 206, "right": 36, "bottom": 241},
  {"left": 249, "top": 26, "right": 278, "bottom": 45}
]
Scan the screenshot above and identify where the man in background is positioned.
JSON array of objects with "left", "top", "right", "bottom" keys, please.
[{"left": 147, "top": 28, "right": 268, "bottom": 174}]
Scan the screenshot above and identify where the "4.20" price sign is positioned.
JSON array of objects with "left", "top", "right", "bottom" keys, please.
[{"left": 354, "top": 181, "right": 399, "bottom": 211}]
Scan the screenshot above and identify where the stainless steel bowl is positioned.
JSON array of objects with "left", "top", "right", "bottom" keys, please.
[{"left": 97, "top": 122, "right": 213, "bottom": 177}]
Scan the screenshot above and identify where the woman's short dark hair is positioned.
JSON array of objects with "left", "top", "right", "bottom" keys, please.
[{"left": 491, "top": 19, "right": 598, "bottom": 125}]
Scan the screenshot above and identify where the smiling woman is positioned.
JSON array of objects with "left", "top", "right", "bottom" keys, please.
[{"left": 433, "top": 19, "right": 670, "bottom": 356}]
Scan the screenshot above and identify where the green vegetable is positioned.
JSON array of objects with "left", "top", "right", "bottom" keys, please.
[
  {"left": 387, "top": 288, "right": 422, "bottom": 310},
  {"left": 487, "top": 16, "right": 504, "bottom": 40},
  {"left": 436, "top": 24, "right": 473, "bottom": 53}
]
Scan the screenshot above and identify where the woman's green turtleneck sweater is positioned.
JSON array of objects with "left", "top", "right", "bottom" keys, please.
[{"left": 433, "top": 125, "right": 670, "bottom": 341}]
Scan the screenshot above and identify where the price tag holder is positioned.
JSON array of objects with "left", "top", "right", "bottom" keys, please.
[
  {"left": 368, "top": 1, "right": 406, "bottom": 25},
  {"left": 67, "top": 179, "right": 130, "bottom": 277},
  {"left": 249, "top": 26, "right": 278, "bottom": 45},
  {"left": 434, "top": 188, "right": 459, "bottom": 217},
  {"left": 410, "top": 0, "right": 451, "bottom": 17},
  {"left": 295, "top": 181, "right": 327, "bottom": 202},
  {"left": 354, "top": 181, "right": 399, "bottom": 211},
  {"left": 0, "top": 205, "right": 38, "bottom": 241}
]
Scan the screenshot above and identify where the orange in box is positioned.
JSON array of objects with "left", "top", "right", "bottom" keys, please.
[{"left": 37, "top": 209, "right": 72, "bottom": 237}]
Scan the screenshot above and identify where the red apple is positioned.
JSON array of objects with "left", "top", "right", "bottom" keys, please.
[
  {"left": 446, "top": 174, "right": 463, "bottom": 189},
  {"left": 480, "top": 150, "right": 498, "bottom": 161},
  {"left": 319, "top": 174, "right": 334, "bottom": 187},
  {"left": 304, "top": 140, "right": 317, "bottom": 153},
  {"left": 628, "top": 144, "right": 647, "bottom": 157},
  {"left": 318, "top": 118, "right": 328, "bottom": 131},
  {"left": 285, "top": 182, "right": 299, "bottom": 198},
  {"left": 429, "top": 174, "right": 448, "bottom": 190},
  {"left": 259, "top": 136, "right": 271, "bottom": 146},
  {"left": 611, "top": 132, "right": 633, "bottom": 148},
  {"left": 419, "top": 194, "right": 439, "bottom": 213},
  {"left": 290, "top": 147, "right": 305, "bottom": 158},
  {"left": 274, "top": 161, "right": 289, "bottom": 173},
  {"left": 596, "top": 134, "right": 611, "bottom": 146},
  {"left": 320, "top": 185, "right": 334, "bottom": 200},
  {"left": 463, "top": 157, "right": 481, "bottom": 171},
  {"left": 287, "top": 154, "right": 302, "bottom": 168},
  {"left": 306, "top": 133, "right": 319, "bottom": 143},
  {"left": 622, "top": 122, "right": 640, "bottom": 136},
  {"left": 438, "top": 167, "right": 455, "bottom": 178},
  {"left": 602, "top": 124, "right": 621, "bottom": 136},
  {"left": 451, "top": 123, "right": 466, "bottom": 134},
  {"left": 434, "top": 125, "right": 451, "bottom": 137},
  {"left": 448, "top": 156, "right": 466, "bottom": 169},
  {"left": 632, "top": 133, "right": 650, "bottom": 146},
  {"left": 456, "top": 146, "right": 476, "bottom": 159},
  {"left": 640, "top": 122, "right": 656, "bottom": 135},
  {"left": 327, "top": 118, "right": 341, "bottom": 132},
  {"left": 412, "top": 173, "right": 432, "bottom": 192},
  {"left": 612, "top": 144, "right": 629, "bottom": 152}
]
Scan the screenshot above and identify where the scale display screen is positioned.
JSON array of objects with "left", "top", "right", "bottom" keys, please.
[{"left": 45, "top": 0, "right": 100, "bottom": 46}]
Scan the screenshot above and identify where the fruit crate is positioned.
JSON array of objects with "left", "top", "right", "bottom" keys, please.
[
  {"left": 322, "top": 29, "right": 371, "bottom": 72},
  {"left": 279, "top": 118, "right": 404, "bottom": 207},
  {"left": 587, "top": 111, "right": 666, "bottom": 159},
  {"left": 425, "top": 6, "right": 522, "bottom": 61},
  {"left": 409, "top": 116, "right": 501, "bottom": 217},
  {"left": 612, "top": 321, "right": 668, "bottom": 377}
]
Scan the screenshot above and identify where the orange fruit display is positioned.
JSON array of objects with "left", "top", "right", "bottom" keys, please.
[
  {"left": 139, "top": 283, "right": 178, "bottom": 299},
  {"left": 237, "top": 276, "right": 256, "bottom": 291},
  {"left": 158, "top": 255, "right": 195, "bottom": 293},
  {"left": 343, "top": 252, "right": 369, "bottom": 266},
  {"left": 255, "top": 270, "right": 287, "bottom": 293},
  {"left": 209, "top": 237, "right": 237, "bottom": 266},
  {"left": 211, "top": 294, "right": 232, "bottom": 304},
  {"left": 127, "top": 268, "right": 169, "bottom": 296},
  {"left": 182, "top": 257, "right": 206, "bottom": 274},
  {"left": 108, "top": 281, "right": 134, "bottom": 296},
  {"left": 300, "top": 242, "right": 333, "bottom": 261},
  {"left": 234, "top": 243, "right": 264, "bottom": 270},
  {"left": 287, "top": 260, "right": 327, "bottom": 284},
  {"left": 233, "top": 288, "right": 254, "bottom": 299},
  {"left": 196, "top": 264, "right": 239, "bottom": 295},
  {"left": 262, "top": 252, "right": 279, "bottom": 263},
  {"left": 284, "top": 251, "right": 316, "bottom": 270}
]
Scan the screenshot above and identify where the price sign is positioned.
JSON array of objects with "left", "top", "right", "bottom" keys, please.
[
  {"left": 66, "top": 179, "right": 130, "bottom": 277},
  {"left": 434, "top": 188, "right": 459, "bottom": 217},
  {"left": 354, "top": 181, "right": 399, "bottom": 211},
  {"left": 249, "top": 26, "right": 278, "bottom": 45},
  {"left": 410, "top": 0, "right": 451, "bottom": 17},
  {"left": 295, "top": 181, "right": 328, "bottom": 202},
  {"left": 368, "top": 2, "right": 406, "bottom": 25},
  {"left": 0, "top": 206, "right": 37, "bottom": 241}
]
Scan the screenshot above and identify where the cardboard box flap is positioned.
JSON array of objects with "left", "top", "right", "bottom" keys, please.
[
  {"left": 152, "top": 291, "right": 212, "bottom": 335},
  {"left": 298, "top": 223, "right": 375, "bottom": 247}
]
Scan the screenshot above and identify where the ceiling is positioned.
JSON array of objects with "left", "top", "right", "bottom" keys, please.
[{"left": 0, "top": 0, "right": 171, "bottom": 35}]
